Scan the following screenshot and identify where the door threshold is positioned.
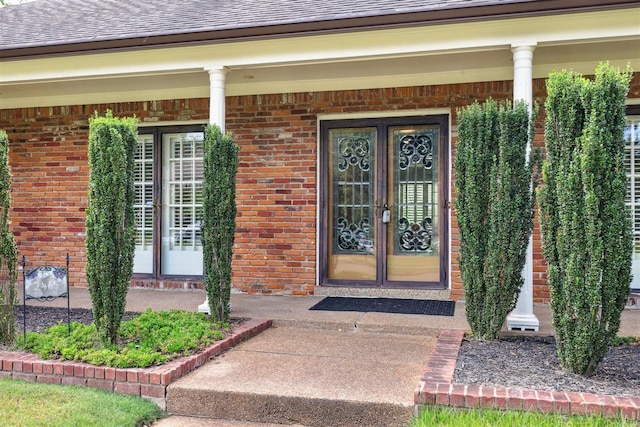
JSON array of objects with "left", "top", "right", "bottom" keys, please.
[{"left": 315, "top": 286, "right": 451, "bottom": 300}]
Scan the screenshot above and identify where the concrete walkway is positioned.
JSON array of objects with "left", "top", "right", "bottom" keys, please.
[
  {"left": 29, "top": 287, "right": 640, "bottom": 426},
  {"left": 33, "top": 286, "right": 638, "bottom": 337}
]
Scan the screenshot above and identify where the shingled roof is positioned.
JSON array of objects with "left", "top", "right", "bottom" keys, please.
[{"left": 0, "top": 0, "right": 637, "bottom": 58}]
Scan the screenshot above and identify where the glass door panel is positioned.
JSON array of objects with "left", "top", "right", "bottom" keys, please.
[
  {"left": 133, "top": 134, "right": 154, "bottom": 274},
  {"left": 624, "top": 116, "right": 640, "bottom": 288},
  {"left": 161, "top": 132, "right": 204, "bottom": 275},
  {"left": 327, "top": 128, "right": 377, "bottom": 281},
  {"left": 322, "top": 117, "right": 447, "bottom": 288},
  {"left": 386, "top": 126, "right": 440, "bottom": 282}
]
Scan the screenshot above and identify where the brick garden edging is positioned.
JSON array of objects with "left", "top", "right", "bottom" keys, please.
[
  {"left": 415, "top": 329, "right": 640, "bottom": 421},
  {"left": 0, "top": 318, "right": 272, "bottom": 410}
]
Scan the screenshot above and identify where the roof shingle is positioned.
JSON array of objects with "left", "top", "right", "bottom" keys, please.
[
  {"left": 0, "top": 0, "right": 636, "bottom": 56},
  {"left": 0, "top": 0, "right": 506, "bottom": 49}
]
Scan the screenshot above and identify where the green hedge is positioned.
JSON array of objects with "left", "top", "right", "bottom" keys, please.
[
  {"left": 202, "top": 124, "right": 238, "bottom": 322},
  {"left": 86, "top": 111, "right": 137, "bottom": 346},
  {"left": 539, "top": 63, "right": 633, "bottom": 375},
  {"left": 0, "top": 130, "right": 18, "bottom": 345},
  {"left": 455, "top": 99, "right": 537, "bottom": 340}
]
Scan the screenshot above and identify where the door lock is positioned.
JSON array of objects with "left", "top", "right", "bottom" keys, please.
[{"left": 382, "top": 204, "right": 391, "bottom": 223}]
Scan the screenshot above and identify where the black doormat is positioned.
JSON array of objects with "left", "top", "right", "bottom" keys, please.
[{"left": 309, "top": 297, "right": 455, "bottom": 316}]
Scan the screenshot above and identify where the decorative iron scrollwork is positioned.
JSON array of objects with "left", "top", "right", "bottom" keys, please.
[
  {"left": 337, "top": 137, "right": 371, "bottom": 172},
  {"left": 335, "top": 217, "right": 372, "bottom": 253},
  {"left": 398, "top": 134, "right": 433, "bottom": 170},
  {"left": 398, "top": 217, "right": 433, "bottom": 252}
]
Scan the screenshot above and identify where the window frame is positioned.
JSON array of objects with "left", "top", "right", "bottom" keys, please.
[
  {"left": 133, "top": 124, "right": 206, "bottom": 281},
  {"left": 318, "top": 115, "right": 449, "bottom": 289},
  {"left": 626, "top": 105, "right": 640, "bottom": 291}
]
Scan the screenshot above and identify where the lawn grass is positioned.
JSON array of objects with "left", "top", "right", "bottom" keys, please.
[
  {"left": 413, "top": 406, "right": 636, "bottom": 426},
  {"left": 0, "top": 378, "right": 164, "bottom": 427}
]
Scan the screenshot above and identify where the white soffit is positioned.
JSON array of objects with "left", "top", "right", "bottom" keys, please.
[{"left": 0, "top": 8, "right": 638, "bottom": 109}]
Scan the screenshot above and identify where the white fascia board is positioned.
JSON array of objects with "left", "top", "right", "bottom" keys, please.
[{"left": 1, "top": 8, "right": 637, "bottom": 85}]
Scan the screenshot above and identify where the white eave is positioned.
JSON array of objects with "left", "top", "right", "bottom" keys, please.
[{"left": 1, "top": 8, "right": 638, "bottom": 109}]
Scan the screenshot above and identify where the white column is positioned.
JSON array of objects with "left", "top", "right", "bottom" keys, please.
[
  {"left": 198, "top": 67, "right": 228, "bottom": 314},
  {"left": 207, "top": 67, "right": 228, "bottom": 130},
  {"left": 506, "top": 44, "right": 540, "bottom": 331}
]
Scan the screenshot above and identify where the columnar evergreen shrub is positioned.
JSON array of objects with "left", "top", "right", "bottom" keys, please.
[
  {"left": 86, "top": 111, "right": 137, "bottom": 346},
  {"left": 455, "top": 99, "right": 537, "bottom": 340},
  {"left": 202, "top": 124, "right": 238, "bottom": 322},
  {"left": 0, "top": 130, "right": 18, "bottom": 345},
  {"left": 539, "top": 63, "right": 632, "bottom": 375}
]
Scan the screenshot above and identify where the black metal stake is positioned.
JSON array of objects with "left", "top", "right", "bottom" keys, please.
[
  {"left": 22, "top": 255, "right": 26, "bottom": 344},
  {"left": 66, "top": 253, "right": 70, "bottom": 336}
]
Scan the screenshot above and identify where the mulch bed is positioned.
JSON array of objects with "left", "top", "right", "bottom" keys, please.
[
  {"left": 14, "top": 305, "right": 137, "bottom": 334},
  {"left": 453, "top": 335, "right": 640, "bottom": 398}
]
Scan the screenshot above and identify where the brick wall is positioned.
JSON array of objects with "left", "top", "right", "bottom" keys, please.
[
  {"left": 226, "top": 83, "right": 513, "bottom": 297},
  {"left": 0, "top": 100, "right": 210, "bottom": 291},
  {"left": 1, "top": 74, "right": 638, "bottom": 302}
]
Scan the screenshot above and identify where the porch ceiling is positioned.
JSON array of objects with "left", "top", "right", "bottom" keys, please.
[
  {"left": 1, "top": 38, "right": 637, "bottom": 110},
  {"left": 1, "top": 4, "right": 638, "bottom": 110}
]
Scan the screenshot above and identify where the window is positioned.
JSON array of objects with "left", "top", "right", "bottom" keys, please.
[
  {"left": 625, "top": 110, "right": 640, "bottom": 289},
  {"left": 133, "top": 126, "right": 205, "bottom": 277}
]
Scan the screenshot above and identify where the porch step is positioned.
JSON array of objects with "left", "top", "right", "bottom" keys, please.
[
  {"left": 167, "top": 388, "right": 411, "bottom": 427},
  {"left": 165, "top": 326, "right": 435, "bottom": 426}
]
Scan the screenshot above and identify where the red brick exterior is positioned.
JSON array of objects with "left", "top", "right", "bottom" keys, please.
[{"left": 1, "top": 74, "right": 639, "bottom": 302}]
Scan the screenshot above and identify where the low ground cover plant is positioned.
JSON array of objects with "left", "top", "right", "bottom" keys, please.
[
  {"left": 413, "top": 406, "right": 636, "bottom": 426},
  {"left": 18, "top": 309, "right": 229, "bottom": 368},
  {"left": 613, "top": 336, "right": 640, "bottom": 346},
  {"left": 0, "top": 377, "right": 164, "bottom": 427}
]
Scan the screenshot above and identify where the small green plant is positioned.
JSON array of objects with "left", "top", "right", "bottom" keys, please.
[
  {"left": 86, "top": 110, "right": 137, "bottom": 346},
  {"left": 0, "top": 130, "right": 18, "bottom": 346},
  {"left": 612, "top": 336, "right": 639, "bottom": 346},
  {"left": 202, "top": 124, "right": 239, "bottom": 322},
  {"left": 454, "top": 99, "right": 538, "bottom": 340},
  {"left": 538, "top": 63, "right": 633, "bottom": 375},
  {"left": 413, "top": 406, "right": 636, "bottom": 426},
  {"left": 0, "top": 377, "right": 164, "bottom": 427},
  {"left": 18, "top": 309, "right": 229, "bottom": 368}
]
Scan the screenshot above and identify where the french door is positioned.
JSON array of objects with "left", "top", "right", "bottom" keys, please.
[
  {"left": 133, "top": 126, "right": 204, "bottom": 278},
  {"left": 625, "top": 113, "right": 640, "bottom": 289},
  {"left": 320, "top": 116, "right": 449, "bottom": 288}
]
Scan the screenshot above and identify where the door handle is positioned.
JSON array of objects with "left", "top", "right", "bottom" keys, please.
[
  {"left": 382, "top": 204, "right": 391, "bottom": 223},
  {"left": 374, "top": 199, "right": 389, "bottom": 218},
  {"left": 146, "top": 200, "right": 160, "bottom": 214}
]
